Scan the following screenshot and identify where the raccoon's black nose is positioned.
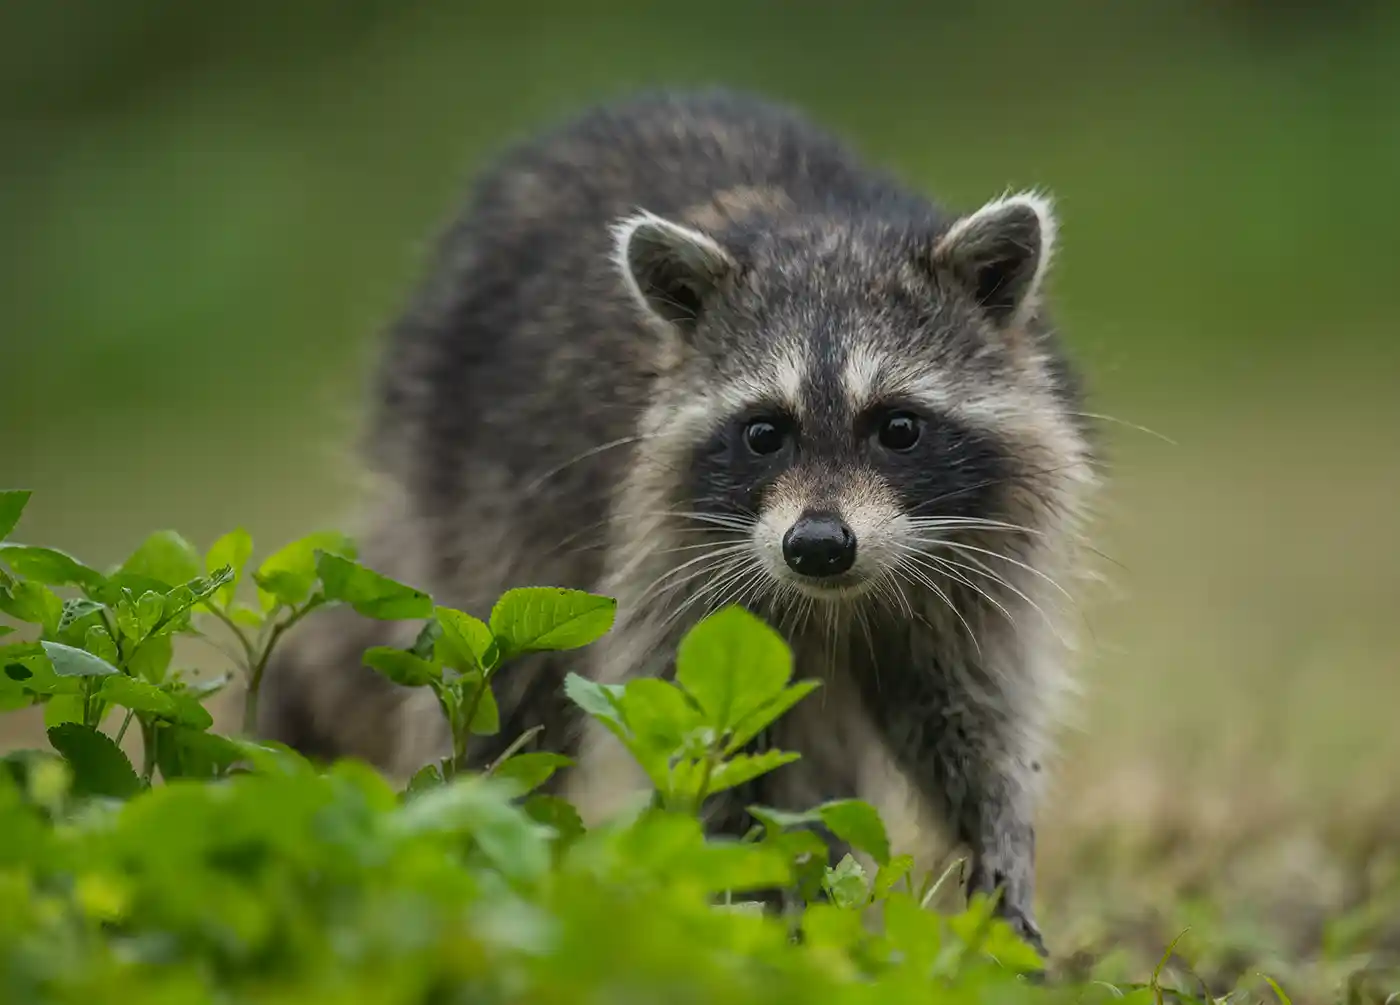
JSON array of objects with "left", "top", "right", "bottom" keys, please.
[{"left": 782, "top": 512, "right": 856, "bottom": 577}]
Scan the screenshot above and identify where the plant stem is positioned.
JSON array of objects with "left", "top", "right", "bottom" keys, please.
[
  {"left": 140, "top": 718, "right": 157, "bottom": 786},
  {"left": 207, "top": 605, "right": 257, "bottom": 667},
  {"left": 115, "top": 708, "right": 135, "bottom": 744},
  {"left": 483, "top": 724, "right": 544, "bottom": 776},
  {"left": 240, "top": 597, "right": 321, "bottom": 736}
]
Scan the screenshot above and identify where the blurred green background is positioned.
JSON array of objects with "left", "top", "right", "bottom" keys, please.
[{"left": 3, "top": 0, "right": 1399, "bottom": 964}]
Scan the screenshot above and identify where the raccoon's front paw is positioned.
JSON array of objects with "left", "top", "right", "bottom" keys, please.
[{"left": 968, "top": 865, "right": 1048, "bottom": 959}]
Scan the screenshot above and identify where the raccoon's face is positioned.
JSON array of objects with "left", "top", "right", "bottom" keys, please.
[{"left": 614, "top": 191, "right": 1086, "bottom": 605}]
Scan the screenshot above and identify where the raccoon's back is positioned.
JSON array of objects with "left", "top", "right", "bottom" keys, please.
[{"left": 368, "top": 90, "right": 895, "bottom": 571}]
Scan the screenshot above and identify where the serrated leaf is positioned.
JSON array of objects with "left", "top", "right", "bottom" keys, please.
[
  {"left": 824, "top": 853, "right": 869, "bottom": 910},
  {"left": 0, "top": 545, "right": 106, "bottom": 591},
  {"left": 43, "top": 693, "right": 86, "bottom": 729},
  {"left": 119, "top": 531, "right": 201, "bottom": 589},
  {"left": 363, "top": 646, "right": 440, "bottom": 687},
  {"left": 817, "top": 798, "right": 891, "bottom": 866},
  {"left": 0, "top": 580, "right": 63, "bottom": 633},
  {"left": 675, "top": 605, "right": 792, "bottom": 735},
  {"left": 205, "top": 528, "right": 252, "bottom": 608},
  {"left": 492, "top": 752, "right": 572, "bottom": 794},
  {"left": 488, "top": 588, "right": 615, "bottom": 659},
  {"left": 47, "top": 723, "right": 141, "bottom": 799},
  {"left": 315, "top": 552, "right": 432, "bottom": 620},
  {"left": 42, "top": 641, "right": 120, "bottom": 678},
  {"left": 0, "top": 490, "right": 30, "bottom": 540},
  {"left": 435, "top": 607, "right": 496, "bottom": 672},
  {"left": 254, "top": 531, "right": 355, "bottom": 609},
  {"left": 701, "top": 749, "right": 800, "bottom": 796}
]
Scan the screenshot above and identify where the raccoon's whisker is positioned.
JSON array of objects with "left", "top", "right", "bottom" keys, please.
[
  {"left": 918, "top": 539, "right": 1073, "bottom": 603},
  {"left": 631, "top": 548, "right": 749, "bottom": 612},
  {"left": 891, "top": 561, "right": 981, "bottom": 656},
  {"left": 656, "top": 538, "right": 751, "bottom": 556},
  {"left": 906, "top": 517, "right": 1040, "bottom": 536},
  {"left": 1067, "top": 410, "right": 1177, "bottom": 445},
  {"left": 923, "top": 552, "right": 1069, "bottom": 648},
  {"left": 661, "top": 555, "right": 761, "bottom": 631},
  {"left": 897, "top": 547, "right": 1016, "bottom": 627},
  {"left": 523, "top": 435, "right": 645, "bottom": 494}
]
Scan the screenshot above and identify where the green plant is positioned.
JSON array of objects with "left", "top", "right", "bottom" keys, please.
[{"left": 0, "top": 488, "right": 1297, "bottom": 1003}]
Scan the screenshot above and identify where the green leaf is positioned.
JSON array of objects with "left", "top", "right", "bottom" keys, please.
[
  {"left": 182, "top": 672, "right": 232, "bottom": 701},
  {"left": 253, "top": 531, "right": 355, "bottom": 609},
  {"left": 166, "top": 690, "right": 214, "bottom": 730},
  {"left": 127, "top": 634, "right": 173, "bottom": 683},
  {"left": 405, "top": 763, "right": 444, "bottom": 796},
  {"left": 817, "top": 798, "right": 891, "bottom": 866},
  {"left": 698, "top": 749, "right": 800, "bottom": 797},
  {"left": 675, "top": 605, "right": 792, "bottom": 734},
  {"left": 4, "top": 645, "right": 80, "bottom": 696},
  {"left": 46, "top": 723, "right": 141, "bottom": 799},
  {"left": 0, "top": 490, "right": 30, "bottom": 540},
  {"left": 882, "top": 892, "right": 943, "bottom": 965},
  {"left": 363, "top": 646, "right": 441, "bottom": 687},
  {"left": 98, "top": 676, "right": 177, "bottom": 717},
  {"left": 389, "top": 777, "right": 551, "bottom": 885},
  {"left": 435, "top": 607, "right": 496, "bottom": 672},
  {"left": 0, "top": 580, "right": 63, "bottom": 633},
  {"left": 492, "top": 752, "right": 572, "bottom": 794},
  {"left": 522, "top": 793, "right": 585, "bottom": 849},
  {"left": 229, "top": 603, "right": 264, "bottom": 630},
  {"left": 43, "top": 693, "right": 86, "bottom": 729},
  {"left": 119, "top": 531, "right": 202, "bottom": 589},
  {"left": 0, "top": 545, "right": 106, "bottom": 591},
  {"left": 42, "top": 640, "right": 120, "bottom": 678},
  {"left": 57, "top": 598, "right": 105, "bottom": 641},
  {"left": 205, "top": 528, "right": 252, "bottom": 608},
  {"left": 460, "top": 675, "right": 500, "bottom": 736},
  {"left": 726, "top": 679, "right": 821, "bottom": 755},
  {"left": 315, "top": 552, "right": 432, "bottom": 620},
  {"left": 154, "top": 726, "right": 239, "bottom": 780},
  {"left": 562, "top": 672, "right": 626, "bottom": 729},
  {"left": 824, "top": 853, "right": 869, "bottom": 910},
  {"left": 80, "top": 637, "right": 121, "bottom": 687},
  {"left": 488, "top": 588, "right": 615, "bottom": 659},
  {"left": 874, "top": 853, "right": 916, "bottom": 900},
  {"left": 135, "top": 591, "right": 163, "bottom": 636}
]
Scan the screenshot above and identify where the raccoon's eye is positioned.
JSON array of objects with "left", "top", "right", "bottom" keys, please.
[
  {"left": 877, "top": 412, "right": 922, "bottom": 451},
  {"left": 743, "top": 419, "right": 787, "bottom": 456}
]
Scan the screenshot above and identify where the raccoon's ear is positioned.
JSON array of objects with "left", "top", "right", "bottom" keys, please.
[
  {"left": 612, "top": 210, "right": 737, "bottom": 333},
  {"left": 931, "top": 191, "right": 1057, "bottom": 328}
]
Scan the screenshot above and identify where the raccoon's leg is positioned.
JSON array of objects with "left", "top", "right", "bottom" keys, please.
[{"left": 858, "top": 639, "right": 1047, "bottom": 955}]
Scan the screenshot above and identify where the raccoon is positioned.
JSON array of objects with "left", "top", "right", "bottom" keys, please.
[{"left": 257, "top": 89, "right": 1098, "bottom": 953}]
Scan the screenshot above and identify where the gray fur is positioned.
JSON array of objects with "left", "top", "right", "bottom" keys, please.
[{"left": 257, "top": 89, "right": 1099, "bottom": 955}]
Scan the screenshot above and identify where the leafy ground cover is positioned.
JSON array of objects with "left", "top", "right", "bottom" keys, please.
[{"left": 0, "top": 487, "right": 1388, "bottom": 1003}]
